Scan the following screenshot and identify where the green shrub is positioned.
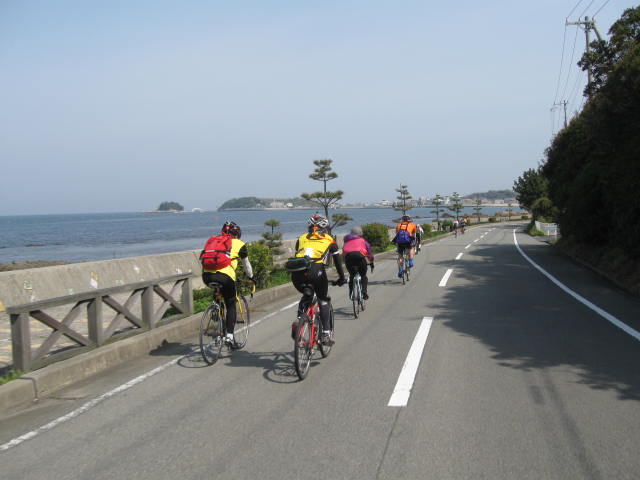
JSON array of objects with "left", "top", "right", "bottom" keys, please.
[
  {"left": 236, "top": 242, "right": 273, "bottom": 289},
  {"left": 421, "top": 223, "right": 432, "bottom": 235},
  {"left": 521, "top": 214, "right": 529, "bottom": 220},
  {"left": 362, "top": 223, "right": 391, "bottom": 253},
  {"left": 489, "top": 217, "right": 498, "bottom": 223},
  {"left": 441, "top": 220, "right": 453, "bottom": 231}
]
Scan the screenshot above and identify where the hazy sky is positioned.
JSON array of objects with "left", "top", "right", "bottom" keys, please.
[{"left": 1, "top": 1, "right": 634, "bottom": 215}]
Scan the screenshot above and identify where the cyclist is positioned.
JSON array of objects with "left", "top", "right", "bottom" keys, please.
[
  {"left": 453, "top": 218, "right": 460, "bottom": 236},
  {"left": 460, "top": 217, "right": 468, "bottom": 234},
  {"left": 342, "top": 226, "right": 374, "bottom": 300},
  {"left": 392, "top": 215, "right": 417, "bottom": 278},
  {"left": 291, "top": 214, "right": 346, "bottom": 345},
  {"left": 201, "top": 221, "right": 254, "bottom": 349},
  {"left": 415, "top": 224, "right": 424, "bottom": 253}
]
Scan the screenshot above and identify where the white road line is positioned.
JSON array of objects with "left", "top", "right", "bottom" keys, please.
[
  {"left": 512, "top": 230, "right": 640, "bottom": 342},
  {"left": 473, "top": 239, "right": 479, "bottom": 243},
  {"left": 388, "top": 317, "right": 433, "bottom": 407},
  {"left": 455, "top": 253, "right": 463, "bottom": 260},
  {"left": 464, "top": 244, "right": 471, "bottom": 249},
  {"left": 0, "top": 301, "right": 299, "bottom": 452},
  {"left": 439, "top": 269, "right": 453, "bottom": 287}
]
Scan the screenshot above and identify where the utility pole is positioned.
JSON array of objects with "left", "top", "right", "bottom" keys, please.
[{"left": 566, "top": 16, "right": 603, "bottom": 96}]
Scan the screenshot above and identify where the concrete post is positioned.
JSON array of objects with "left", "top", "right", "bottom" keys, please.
[
  {"left": 10, "top": 313, "right": 31, "bottom": 371},
  {"left": 182, "top": 277, "right": 193, "bottom": 315},
  {"left": 87, "top": 296, "right": 104, "bottom": 346}
]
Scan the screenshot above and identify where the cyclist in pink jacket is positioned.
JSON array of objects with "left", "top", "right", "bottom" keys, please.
[{"left": 342, "top": 226, "right": 374, "bottom": 300}]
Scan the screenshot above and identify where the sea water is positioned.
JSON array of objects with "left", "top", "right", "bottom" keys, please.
[{"left": 0, "top": 207, "right": 510, "bottom": 263}]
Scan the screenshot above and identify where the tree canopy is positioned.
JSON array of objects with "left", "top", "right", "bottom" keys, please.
[{"left": 157, "top": 201, "right": 184, "bottom": 211}]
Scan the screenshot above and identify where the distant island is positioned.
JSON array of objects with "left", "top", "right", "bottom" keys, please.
[
  {"left": 155, "top": 201, "right": 184, "bottom": 212},
  {"left": 462, "top": 189, "right": 515, "bottom": 201},
  {"left": 219, "top": 197, "right": 314, "bottom": 210}
]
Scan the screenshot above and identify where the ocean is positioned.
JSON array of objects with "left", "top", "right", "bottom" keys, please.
[{"left": 0, "top": 206, "right": 512, "bottom": 263}]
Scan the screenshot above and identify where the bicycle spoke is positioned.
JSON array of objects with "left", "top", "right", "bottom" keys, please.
[
  {"left": 199, "top": 305, "right": 224, "bottom": 365},
  {"left": 294, "top": 316, "right": 312, "bottom": 380},
  {"left": 233, "top": 295, "right": 250, "bottom": 349}
]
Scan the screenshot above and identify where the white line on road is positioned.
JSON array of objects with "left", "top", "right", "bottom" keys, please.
[
  {"left": 473, "top": 239, "right": 479, "bottom": 243},
  {"left": 464, "top": 244, "right": 471, "bottom": 249},
  {"left": 0, "top": 301, "right": 299, "bottom": 452},
  {"left": 388, "top": 317, "right": 433, "bottom": 407},
  {"left": 439, "top": 269, "right": 453, "bottom": 287},
  {"left": 455, "top": 253, "right": 463, "bottom": 260},
  {"left": 512, "top": 230, "right": 640, "bottom": 342}
]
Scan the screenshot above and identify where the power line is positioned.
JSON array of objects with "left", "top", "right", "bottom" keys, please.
[
  {"left": 567, "top": 0, "right": 585, "bottom": 19},
  {"left": 593, "top": 0, "right": 612, "bottom": 19},
  {"left": 579, "top": 0, "right": 597, "bottom": 18},
  {"left": 553, "top": 25, "right": 569, "bottom": 105},
  {"left": 561, "top": 25, "right": 580, "bottom": 101}
]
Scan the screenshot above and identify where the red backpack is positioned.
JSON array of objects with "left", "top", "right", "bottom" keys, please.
[{"left": 200, "top": 235, "right": 232, "bottom": 270}]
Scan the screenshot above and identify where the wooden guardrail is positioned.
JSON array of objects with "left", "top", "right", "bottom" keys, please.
[{"left": 6, "top": 273, "right": 194, "bottom": 371}]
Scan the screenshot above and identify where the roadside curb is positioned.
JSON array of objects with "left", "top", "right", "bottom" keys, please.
[{"left": 0, "top": 281, "right": 299, "bottom": 414}]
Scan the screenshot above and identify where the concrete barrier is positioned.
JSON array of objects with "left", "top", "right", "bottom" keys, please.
[{"left": 0, "top": 250, "right": 203, "bottom": 310}]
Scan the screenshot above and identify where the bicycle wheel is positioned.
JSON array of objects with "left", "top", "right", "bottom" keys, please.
[
  {"left": 233, "top": 295, "right": 250, "bottom": 349},
  {"left": 199, "top": 305, "right": 224, "bottom": 365},
  {"left": 352, "top": 276, "right": 359, "bottom": 318},
  {"left": 294, "top": 315, "right": 312, "bottom": 380},
  {"left": 319, "top": 303, "right": 334, "bottom": 358},
  {"left": 404, "top": 256, "right": 411, "bottom": 283}
]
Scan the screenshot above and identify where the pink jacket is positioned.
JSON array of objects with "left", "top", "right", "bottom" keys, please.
[{"left": 342, "top": 235, "right": 374, "bottom": 260}]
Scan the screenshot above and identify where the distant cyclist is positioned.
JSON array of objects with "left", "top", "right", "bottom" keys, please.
[
  {"left": 460, "top": 217, "right": 468, "bottom": 234},
  {"left": 342, "top": 226, "right": 374, "bottom": 300},
  {"left": 291, "top": 214, "right": 346, "bottom": 345},
  {"left": 200, "top": 221, "right": 254, "bottom": 349},
  {"left": 415, "top": 224, "right": 424, "bottom": 253},
  {"left": 392, "top": 215, "right": 417, "bottom": 278}
]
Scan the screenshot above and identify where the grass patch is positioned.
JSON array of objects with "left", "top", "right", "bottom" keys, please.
[{"left": 0, "top": 369, "right": 24, "bottom": 385}]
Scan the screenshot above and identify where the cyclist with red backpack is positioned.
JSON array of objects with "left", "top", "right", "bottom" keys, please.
[
  {"left": 200, "top": 221, "right": 254, "bottom": 349},
  {"left": 392, "top": 215, "right": 417, "bottom": 278}
]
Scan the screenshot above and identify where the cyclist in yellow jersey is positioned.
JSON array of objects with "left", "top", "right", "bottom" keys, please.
[
  {"left": 201, "top": 221, "right": 254, "bottom": 348},
  {"left": 291, "top": 214, "right": 346, "bottom": 345}
]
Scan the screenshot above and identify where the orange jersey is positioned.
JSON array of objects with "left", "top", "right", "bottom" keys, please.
[{"left": 396, "top": 221, "right": 417, "bottom": 236}]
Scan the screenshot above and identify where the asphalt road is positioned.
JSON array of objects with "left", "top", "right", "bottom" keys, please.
[{"left": 1, "top": 224, "right": 639, "bottom": 479}]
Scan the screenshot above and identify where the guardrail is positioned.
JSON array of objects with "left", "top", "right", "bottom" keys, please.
[
  {"left": 535, "top": 221, "right": 559, "bottom": 236},
  {"left": 6, "top": 273, "right": 194, "bottom": 371}
]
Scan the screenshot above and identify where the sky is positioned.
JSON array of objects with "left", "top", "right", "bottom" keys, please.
[{"left": 1, "top": 0, "right": 636, "bottom": 215}]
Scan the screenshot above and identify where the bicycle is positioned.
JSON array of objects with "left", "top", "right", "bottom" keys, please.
[
  {"left": 199, "top": 279, "right": 255, "bottom": 365},
  {"left": 292, "top": 285, "right": 335, "bottom": 380},
  {"left": 350, "top": 272, "right": 366, "bottom": 318},
  {"left": 400, "top": 250, "right": 412, "bottom": 284}
]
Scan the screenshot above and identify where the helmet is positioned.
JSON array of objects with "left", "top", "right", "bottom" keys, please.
[
  {"left": 350, "top": 226, "right": 363, "bottom": 236},
  {"left": 221, "top": 221, "right": 241, "bottom": 238},
  {"left": 401, "top": 215, "right": 411, "bottom": 222},
  {"left": 307, "top": 214, "right": 329, "bottom": 230}
]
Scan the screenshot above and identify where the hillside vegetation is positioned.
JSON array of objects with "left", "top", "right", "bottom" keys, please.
[
  {"left": 514, "top": 7, "right": 640, "bottom": 295},
  {"left": 218, "top": 197, "right": 313, "bottom": 210}
]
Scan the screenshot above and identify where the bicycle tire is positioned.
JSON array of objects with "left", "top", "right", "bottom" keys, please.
[
  {"left": 233, "top": 295, "right": 250, "bottom": 349},
  {"left": 294, "top": 315, "right": 312, "bottom": 380},
  {"left": 404, "top": 254, "right": 411, "bottom": 283},
  {"left": 199, "top": 304, "right": 224, "bottom": 365},
  {"left": 319, "top": 303, "right": 334, "bottom": 358},
  {"left": 352, "top": 275, "right": 359, "bottom": 318}
]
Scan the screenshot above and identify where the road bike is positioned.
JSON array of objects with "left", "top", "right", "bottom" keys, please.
[
  {"left": 199, "top": 279, "right": 254, "bottom": 365},
  {"left": 350, "top": 272, "right": 366, "bottom": 318},
  {"left": 292, "top": 286, "right": 335, "bottom": 380},
  {"left": 399, "top": 250, "right": 411, "bottom": 284}
]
